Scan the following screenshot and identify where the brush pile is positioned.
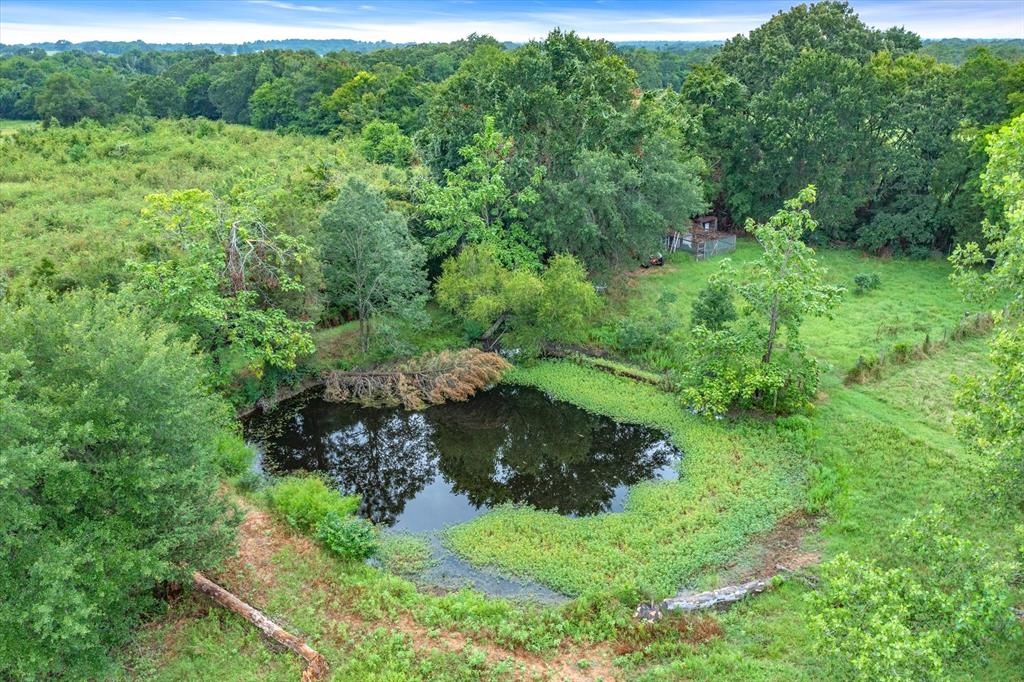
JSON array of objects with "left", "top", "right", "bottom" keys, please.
[{"left": 324, "top": 348, "right": 511, "bottom": 410}]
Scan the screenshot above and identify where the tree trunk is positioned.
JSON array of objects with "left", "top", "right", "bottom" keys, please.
[
  {"left": 192, "top": 571, "right": 329, "bottom": 681},
  {"left": 763, "top": 296, "right": 779, "bottom": 365}
]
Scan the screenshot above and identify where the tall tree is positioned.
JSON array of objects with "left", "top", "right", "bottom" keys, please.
[
  {"left": 738, "top": 186, "right": 844, "bottom": 365},
  {"left": 419, "top": 116, "right": 544, "bottom": 269},
  {"left": 0, "top": 292, "right": 238, "bottom": 679},
  {"left": 951, "top": 114, "right": 1024, "bottom": 506},
  {"left": 319, "top": 177, "right": 428, "bottom": 352}
]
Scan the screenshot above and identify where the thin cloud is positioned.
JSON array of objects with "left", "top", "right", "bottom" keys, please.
[
  {"left": 247, "top": 0, "right": 338, "bottom": 13},
  {"left": 1, "top": 0, "right": 1021, "bottom": 44}
]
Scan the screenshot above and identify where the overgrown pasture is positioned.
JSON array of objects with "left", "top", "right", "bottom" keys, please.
[{"left": 0, "top": 118, "right": 358, "bottom": 293}]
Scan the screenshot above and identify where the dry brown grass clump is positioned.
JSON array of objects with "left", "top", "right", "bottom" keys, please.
[{"left": 324, "top": 348, "right": 511, "bottom": 409}]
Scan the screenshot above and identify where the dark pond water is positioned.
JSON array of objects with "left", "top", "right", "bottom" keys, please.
[{"left": 245, "top": 385, "right": 681, "bottom": 533}]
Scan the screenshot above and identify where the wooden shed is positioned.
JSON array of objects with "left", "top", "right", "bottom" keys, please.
[{"left": 664, "top": 215, "right": 736, "bottom": 260}]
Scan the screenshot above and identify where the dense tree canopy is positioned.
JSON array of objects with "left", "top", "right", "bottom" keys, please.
[
  {"left": 422, "top": 31, "right": 705, "bottom": 268},
  {"left": 0, "top": 292, "right": 239, "bottom": 679},
  {"left": 681, "top": 1, "right": 1023, "bottom": 254}
]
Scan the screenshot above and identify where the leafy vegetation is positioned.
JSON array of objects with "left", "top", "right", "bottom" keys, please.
[
  {"left": 264, "top": 475, "right": 360, "bottom": 533},
  {"left": 852, "top": 271, "right": 882, "bottom": 294},
  {"left": 316, "top": 512, "right": 380, "bottom": 562},
  {"left": 435, "top": 244, "right": 601, "bottom": 352},
  {"left": 951, "top": 114, "right": 1024, "bottom": 508},
  {"left": 3, "top": 3, "right": 1024, "bottom": 679},
  {"left": 812, "top": 507, "right": 1018, "bottom": 681},
  {"left": 0, "top": 292, "right": 238, "bottom": 679},
  {"left": 319, "top": 177, "right": 427, "bottom": 352}
]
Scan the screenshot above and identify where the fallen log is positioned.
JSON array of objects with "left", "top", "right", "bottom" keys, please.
[
  {"left": 635, "top": 578, "right": 772, "bottom": 622},
  {"left": 192, "top": 571, "right": 329, "bottom": 681}
]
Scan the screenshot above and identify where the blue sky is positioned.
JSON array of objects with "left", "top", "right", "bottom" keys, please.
[{"left": 1, "top": 1, "right": 1022, "bottom": 44}]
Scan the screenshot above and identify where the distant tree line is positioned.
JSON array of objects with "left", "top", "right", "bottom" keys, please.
[{"left": 2, "top": 9, "right": 1022, "bottom": 260}]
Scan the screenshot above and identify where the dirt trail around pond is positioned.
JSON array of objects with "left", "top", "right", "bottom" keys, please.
[{"left": 209, "top": 499, "right": 621, "bottom": 681}]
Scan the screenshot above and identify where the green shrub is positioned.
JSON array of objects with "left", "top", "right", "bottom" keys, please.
[
  {"left": 316, "top": 512, "right": 379, "bottom": 561},
  {"left": 211, "top": 431, "right": 254, "bottom": 478},
  {"left": 359, "top": 120, "right": 415, "bottom": 166},
  {"left": 811, "top": 507, "right": 1016, "bottom": 681},
  {"left": 853, "top": 272, "right": 881, "bottom": 294},
  {"left": 804, "top": 462, "right": 841, "bottom": 514},
  {"left": 891, "top": 341, "right": 913, "bottom": 363},
  {"left": 265, "top": 475, "right": 360, "bottom": 532},
  {"left": 614, "top": 313, "right": 674, "bottom": 356},
  {"left": 462, "top": 318, "right": 485, "bottom": 343},
  {"left": 677, "top": 323, "right": 818, "bottom": 415},
  {"left": 690, "top": 280, "right": 737, "bottom": 331}
]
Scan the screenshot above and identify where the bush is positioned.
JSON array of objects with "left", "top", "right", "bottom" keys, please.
[
  {"left": 359, "top": 120, "right": 415, "bottom": 166},
  {"left": 852, "top": 272, "right": 881, "bottom": 294},
  {"left": 811, "top": 507, "right": 1016, "bottom": 681},
  {"left": 265, "top": 475, "right": 360, "bottom": 532},
  {"left": 677, "top": 324, "right": 818, "bottom": 415},
  {"left": 211, "top": 431, "right": 255, "bottom": 478},
  {"left": 614, "top": 313, "right": 674, "bottom": 356},
  {"left": 0, "top": 292, "right": 236, "bottom": 679},
  {"left": 690, "top": 280, "right": 737, "bottom": 331},
  {"left": 316, "top": 512, "right": 379, "bottom": 561}
]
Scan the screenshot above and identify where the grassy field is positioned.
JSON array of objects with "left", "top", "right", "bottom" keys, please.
[
  {"left": 609, "top": 242, "right": 979, "bottom": 380},
  {"left": 0, "top": 118, "right": 38, "bottom": 136},
  {"left": 0, "top": 118, "right": 360, "bottom": 293}
]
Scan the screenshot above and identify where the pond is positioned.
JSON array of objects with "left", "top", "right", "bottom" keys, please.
[{"left": 245, "top": 385, "right": 681, "bottom": 533}]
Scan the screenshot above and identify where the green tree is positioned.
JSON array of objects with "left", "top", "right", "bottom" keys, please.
[
  {"left": 680, "top": 187, "right": 842, "bottom": 414},
  {"left": 131, "top": 178, "right": 313, "bottom": 377},
  {"left": 420, "top": 116, "right": 544, "bottom": 269},
  {"left": 319, "top": 177, "right": 428, "bottom": 352},
  {"left": 423, "top": 31, "right": 705, "bottom": 269},
  {"left": 249, "top": 77, "right": 299, "bottom": 130},
  {"left": 690, "top": 279, "right": 737, "bottom": 331},
  {"left": 435, "top": 244, "right": 598, "bottom": 351},
  {"left": 534, "top": 253, "right": 601, "bottom": 345},
  {"left": 738, "top": 186, "right": 844, "bottom": 365},
  {"left": 34, "top": 72, "right": 97, "bottom": 125},
  {"left": 434, "top": 243, "right": 514, "bottom": 327},
  {"left": 0, "top": 292, "right": 238, "bottom": 679},
  {"left": 951, "top": 114, "right": 1024, "bottom": 506},
  {"left": 129, "top": 75, "right": 184, "bottom": 118},
  {"left": 359, "top": 119, "right": 415, "bottom": 166}
]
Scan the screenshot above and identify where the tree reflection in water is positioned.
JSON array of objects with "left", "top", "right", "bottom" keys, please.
[{"left": 246, "top": 385, "right": 681, "bottom": 529}]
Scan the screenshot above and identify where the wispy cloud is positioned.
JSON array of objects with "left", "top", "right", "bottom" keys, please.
[
  {"left": 247, "top": 0, "right": 338, "bottom": 13},
  {"left": 1, "top": 0, "right": 1021, "bottom": 45}
]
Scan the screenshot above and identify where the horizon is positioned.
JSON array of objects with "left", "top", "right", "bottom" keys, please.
[{"left": 2, "top": 0, "right": 1022, "bottom": 46}]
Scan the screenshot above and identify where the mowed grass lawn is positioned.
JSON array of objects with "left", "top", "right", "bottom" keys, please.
[{"left": 614, "top": 240, "right": 978, "bottom": 379}]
